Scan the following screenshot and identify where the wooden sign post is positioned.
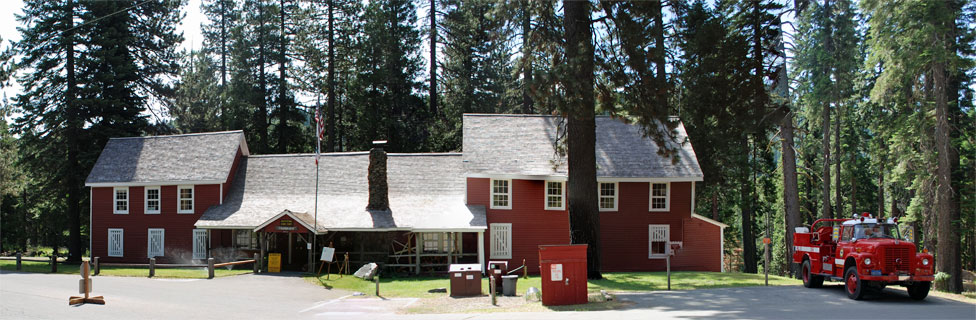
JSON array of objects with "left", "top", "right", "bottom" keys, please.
[{"left": 69, "top": 261, "right": 105, "bottom": 305}]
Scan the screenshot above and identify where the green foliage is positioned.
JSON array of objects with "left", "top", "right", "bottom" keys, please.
[{"left": 172, "top": 51, "right": 223, "bottom": 133}]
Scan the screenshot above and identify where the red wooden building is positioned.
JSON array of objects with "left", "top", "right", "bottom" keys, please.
[{"left": 85, "top": 114, "right": 724, "bottom": 273}]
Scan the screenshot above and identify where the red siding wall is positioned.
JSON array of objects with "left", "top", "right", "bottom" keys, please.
[
  {"left": 470, "top": 179, "right": 722, "bottom": 273},
  {"left": 469, "top": 178, "right": 570, "bottom": 274},
  {"left": 91, "top": 184, "right": 221, "bottom": 263}
]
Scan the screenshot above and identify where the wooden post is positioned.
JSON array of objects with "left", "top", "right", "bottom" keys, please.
[
  {"left": 149, "top": 258, "right": 156, "bottom": 278},
  {"left": 50, "top": 255, "right": 57, "bottom": 273},
  {"left": 490, "top": 275, "right": 496, "bottom": 305},
  {"left": 69, "top": 261, "right": 105, "bottom": 305},
  {"left": 259, "top": 232, "right": 266, "bottom": 272},
  {"left": 415, "top": 234, "right": 422, "bottom": 274},
  {"left": 93, "top": 257, "right": 99, "bottom": 276},
  {"left": 666, "top": 256, "right": 671, "bottom": 291},
  {"left": 208, "top": 257, "right": 215, "bottom": 279},
  {"left": 253, "top": 253, "right": 260, "bottom": 273},
  {"left": 15, "top": 252, "right": 21, "bottom": 270},
  {"left": 375, "top": 275, "right": 380, "bottom": 297}
]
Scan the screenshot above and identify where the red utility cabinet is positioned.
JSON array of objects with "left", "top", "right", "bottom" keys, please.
[{"left": 539, "top": 244, "right": 588, "bottom": 306}]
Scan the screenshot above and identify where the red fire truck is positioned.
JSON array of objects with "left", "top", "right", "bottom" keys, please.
[{"left": 792, "top": 213, "right": 934, "bottom": 300}]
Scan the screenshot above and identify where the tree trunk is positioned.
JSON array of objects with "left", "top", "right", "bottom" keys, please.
[
  {"left": 257, "top": 0, "right": 269, "bottom": 152},
  {"left": 652, "top": 0, "right": 667, "bottom": 111},
  {"left": 64, "top": 0, "right": 82, "bottom": 263},
  {"left": 277, "top": 0, "right": 288, "bottom": 154},
  {"left": 821, "top": 0, "right": 833, "bottom": 220},
  {"left": 563, "top": 0, "right": 601, "bottom": 280},
  {"left": 741, "top": 150, "right": 757, "bottom": 273},
  {"left": 327, "top": 0, "right": 335, "bottom": 152},
  {"left": 711, "top": 190, "right": 719, "bottom": 221},
  {"left": 781, "top": 110, "right": 800, "bottom": 276},
  {"left": 933, "top": 56, "right": 961, "bottom": 293},
  {"left": 835, "top": 103, "right": 842, "bottom": 216},
  {"left": 521, "top": 5, "right": 532, "bottom": 114},
  {"left": 220, "top": 0, "right": 227, "bottom": 88},
  {"left": 878, "top": 162, "right": 884, "bottom": 216},
  {"left": 429, "top": 0, "right": 437, "bottom": 115}
]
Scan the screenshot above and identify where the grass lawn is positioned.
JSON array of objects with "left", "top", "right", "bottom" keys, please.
[
  {"left": 0, "top": 260, "right": 252, "bottom": 278},
  {"left": 305, "top": 271, "right": 801, "bottom": 298}
]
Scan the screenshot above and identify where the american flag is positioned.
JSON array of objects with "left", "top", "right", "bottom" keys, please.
[{"left": 314, "top": 104, "right": 324, "bottom": 165}]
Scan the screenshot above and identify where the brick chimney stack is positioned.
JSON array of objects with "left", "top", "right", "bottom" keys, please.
[{"left": 367, "top": 140, "right": 389, "bottom": 211}]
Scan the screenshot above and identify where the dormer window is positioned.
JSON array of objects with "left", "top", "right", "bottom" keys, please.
[
  {"left": 114, "top": 187, "right": 129, "bottom": 214},
  {"left": 178, "top": 185, "right": 194, "bottom": 214}
]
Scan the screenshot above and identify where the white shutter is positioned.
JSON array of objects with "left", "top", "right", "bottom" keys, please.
[
  {"left": 192, "top": 229, "right": 208, "bottom": 260},
  {"left": 648, "top": 225, "right": 670, "bottom": 257},
  {"left": 490, "top": 223, "right": 512, "bottom": 259},
  {"left": 148, "top": 229, "right": 165, "bottom": 258},
  {"left": 108, "top": 229, "right": 124, "bottom": 257}
]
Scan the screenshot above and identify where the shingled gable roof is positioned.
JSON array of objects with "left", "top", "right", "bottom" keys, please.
[
  {"left": 461, "top": 114, "right": 703, "bottom": 180},
  {"left": 195, "top": 152, "right": 486, "bottom": 232},
  {"left": 85, "top": 131, "right": 248, "bottom": 186}
]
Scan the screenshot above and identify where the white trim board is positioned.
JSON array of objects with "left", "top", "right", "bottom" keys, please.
[
  {"left": 252, "top": 210, "right": 321, "bottom": 234},
  {"left": 86, "top": 180, "right": 224, "bottom": 187},
  {"left": 465, "top": 173, "right": 703, "bottom": 182},
  {"left": 691, "top": 213, "right": 729, "bottom": 228}
]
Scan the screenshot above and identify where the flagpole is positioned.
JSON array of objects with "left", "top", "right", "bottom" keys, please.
[{"left": 312, "top": 95, "right": 321, "bottom": 274}]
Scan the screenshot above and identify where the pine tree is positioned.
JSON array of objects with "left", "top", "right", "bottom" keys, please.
[{"left": 172, "top": 51, "right": 222, "bottom": 133}]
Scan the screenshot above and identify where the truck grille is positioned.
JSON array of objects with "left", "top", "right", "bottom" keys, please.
[{"left": 884, "top": 247, "right": 911, "bottom": 273}]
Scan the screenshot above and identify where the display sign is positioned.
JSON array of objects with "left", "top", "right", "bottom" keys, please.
[
  {"left": 276, "top": 219, "right": 298, "bottom": 231},
  {"left": 550, "top": 263, "right": 563, "bottom": 282},
  {"left": 268, "top": 253, "right": 282, "bottom": 273},
  {"left": 320, "top": 247, "right": 335, "bottom": 262}
]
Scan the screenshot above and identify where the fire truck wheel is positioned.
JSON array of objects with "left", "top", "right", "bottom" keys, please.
[
  {"left": 907, "top": 282, "right": 930, "bottom": 300},
  {"left": 844, "top": 267, "right": 865, "bottom": 300},
  {"left": 801, "top": 260, "right": 823, "bottom": 288}
]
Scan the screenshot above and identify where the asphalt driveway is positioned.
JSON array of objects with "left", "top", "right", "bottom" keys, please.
[{"left": 1, "top": 270, "right": 973, "bottom": 319}]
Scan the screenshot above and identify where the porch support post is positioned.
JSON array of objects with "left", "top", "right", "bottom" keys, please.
[
  {"left": 259, "top": 232, "right": 267, "bottom": 272},
  {"left": 477, "top": 231, "right": 485, "bottom": 274},
  {"left": 415, "top": 233, "right": 422, "bottom": 274},
  {"left": 288, "top": 232, "right": 293, "bottom": 265}
]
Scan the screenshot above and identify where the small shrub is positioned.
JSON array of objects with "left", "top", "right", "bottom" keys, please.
[{"left": 934, "top": 272, "right": 951, "bottom": 292}]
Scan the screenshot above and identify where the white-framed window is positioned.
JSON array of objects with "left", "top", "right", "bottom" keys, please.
[
  {"left": 234, "top": 229, "right": 256, "bottom": 249},
  {"left": 649, "top": 182, "right": 670, "bottom": 212},
  {"left": 490, "top": 179, "right": 512, "bottom": 210},
  {"left": 544, "top": 181, "right": 565, "bottom": 210},
  {"left": 192, "top": 229, "right": 208, "bottom": 260},
  {"left": 108, "top": 228, "right": 124, "bottom": 257},
  {"left": 599, "top": 182, "right": 618, "bottom": 211},
  {"left": 113, "top": 187, "right": 129, "bottom": 214},
  {"left": 648, "top": 224, "right": 670, "bottom": 258},
  {"left": 178, "top": 185, "right": 194, "bottom": 214},
  {"left": 490, "top": 223, "right": 512, "bottom": 259},
  {"left": 148, "top": 228, "right": 165, "bottom": 258},
  {"left": 421, "top": 233, "right": 449, "bottom": 253},
  {"left": 145, "top": 186, "right": 160, "bottom": 214}
]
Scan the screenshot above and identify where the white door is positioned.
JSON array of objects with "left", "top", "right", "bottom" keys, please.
[
  {"left": 193, "top": 229, "right": 208, "bottom": 260},
  {"left": 148, "top": 228, "right": 165, "bottom": 258},
  {"left": 490, "top": 223, "right": 512, "bottom": 259}
]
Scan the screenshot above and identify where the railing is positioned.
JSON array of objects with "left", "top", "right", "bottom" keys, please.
[
  {"left": 1, "top": 253, "right": 63, "bottom": 272},
  {"left": 93, "top": 253, "right": 260, "bottom": 279}
]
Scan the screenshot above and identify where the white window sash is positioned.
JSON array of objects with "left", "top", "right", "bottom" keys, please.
[
  {"left": 192, "top": 229, "right": 208, "bottom": 260},
  {"left": 649, "top": 182, "right": 671, "bottom": 212},
  {"left": 108, "top": 228, "right": 124, "bottom": 257},
  {"left": 113, "top": 187, "right": 129, "bottom": 214},
  {"left": 490, "top": 223, "right": 512, "bottom": 259},
  {"left": 648, "top": 224, "right": 670, "bottom": 258},
  {"left": 544, "top": 181, "right": 565, "bottom": 210},
  {"left": 489, "top": 179, "right": 512, "bottom": 210},
  {"left": 177, "top": 185, "right": 194, "bottom": 214},
  {"left": 145, "top": 187, "right": 160, "bottom": 214},
  {"left": 148, "top": 228, "right": 165, "bottom": 258},
  {"left": 599, "top": 182, "right": 618, "bottom": 212}
]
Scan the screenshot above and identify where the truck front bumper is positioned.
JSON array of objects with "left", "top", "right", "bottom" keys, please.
[{"left": 860, "top": 274, "right": 934, "bottom": 282}]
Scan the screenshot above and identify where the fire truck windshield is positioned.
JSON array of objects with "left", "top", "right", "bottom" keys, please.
[{"left": 853, "top": 223, "right": 900, "bottom": 240}]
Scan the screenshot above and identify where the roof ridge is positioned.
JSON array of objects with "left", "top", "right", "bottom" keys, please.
[
  {"left": 249, "top": 152, "right": 370, "bottom": 158},
  {"left": 109, "top": 130, "right": 243, "bottom": 140}
]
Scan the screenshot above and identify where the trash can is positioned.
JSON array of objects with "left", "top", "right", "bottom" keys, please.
[
  {"left": 539, "top": 244, "right": 588, "bottom": 306},
  {"left": 501, "top": 275, "right": 519, "bottom": 296},
  {"left": 488, "top": 261, "right": 508, "bottom": 294},
  {"left": 448, "top": 264, "right": 482, "bottom": 297}
]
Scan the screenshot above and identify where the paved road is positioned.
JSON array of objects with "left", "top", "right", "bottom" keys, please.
[{"left": 2, "top": 270, "right": 973, "bottom": 319}]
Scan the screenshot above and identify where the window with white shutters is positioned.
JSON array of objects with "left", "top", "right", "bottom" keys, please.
[
  {"left": 148, "top": 228, "right": 165, "bottom": 258},
  {"left": 490, "top": 223, "right": 512, "bottom": 259},
  {"left": 108, "top": 229, "right": 123, "bottom": 257},
  {"left": 192, "top": 229, "right": 208, "bottom": 260},
  {"left": 648, "top": 224, "right": 669, "bottom": 258}
]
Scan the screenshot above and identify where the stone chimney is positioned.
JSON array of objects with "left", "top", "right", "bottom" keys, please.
[{"left": 367, "top": 140, "right": 389, "bottom": 211}]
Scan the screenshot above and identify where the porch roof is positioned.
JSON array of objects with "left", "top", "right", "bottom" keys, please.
[{"left": 194, "top": 153, "right": 487, "bottom": 232}]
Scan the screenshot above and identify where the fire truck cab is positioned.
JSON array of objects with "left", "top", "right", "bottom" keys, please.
[{"left": 792, "top": 213, "right": 934, "bottom": 300}]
